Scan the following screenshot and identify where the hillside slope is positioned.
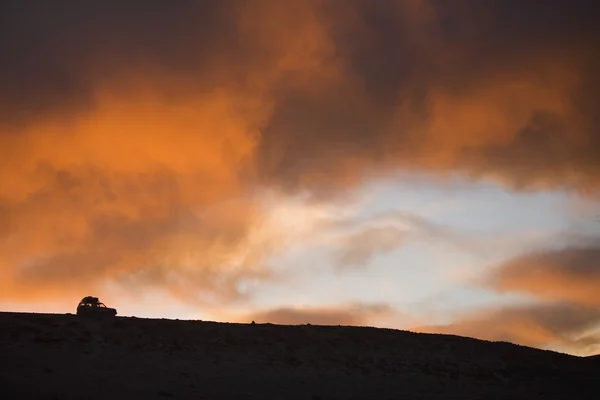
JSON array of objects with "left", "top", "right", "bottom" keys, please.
[{"left": 0, "top": 312, "right": 598, "bottom": 399}]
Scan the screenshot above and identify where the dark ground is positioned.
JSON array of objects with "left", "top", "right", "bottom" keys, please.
[{"left": 1, "top": 312, "right": 598, "bottom": 399}]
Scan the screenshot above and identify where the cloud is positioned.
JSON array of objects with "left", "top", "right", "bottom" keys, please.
[
  {"left": 2, "top": 1, "right": 600, "bottom": 194},
  {"left": 0, "top": 165, "right": 276, "bottom": 305},
  {"left": 417, "top": 241, "right": 600, "bottom": 355},
  {"left": 328, "top": 211, "right": 444, "bottom": 269},
  {"left": 335, "top": 226, "right": 405, "bottom": 269},
  {"left": 253, "top": 0, "right": 600, "bottom": 195},
  {"left": 0, "top": 0, "right": 341, "bottom": 305},
  {"left": 241, "top": 303, "right": 394, "bottom": 326},
  {"left": 487, "top": 243, "right": 600, "bottom": 306},
  {"left": 415, "top": 302, "right": 600, "bottom": 356},
  {"left": 1, "top": 0, "right": 600, "bottom": 309},
  {"left": 325, "top": 209, "right": 541, "bottom": 270}
]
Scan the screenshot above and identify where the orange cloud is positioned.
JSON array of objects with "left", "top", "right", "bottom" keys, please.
[
  {"left": 1, "top": 0, "right": 600, "bottom": 312},
  {"left": 416, "top": 243, "right": 600, "bottom": 355},
  {"left": 414, "top": 303, "right": 600, "bottom": 356},
  {"left": 0, "top": 76, "right": 269, "bottom": 295},
  {"left": 488, "top": 244, "right": 600, "bottom": 307},
  {"left": 0, "top": 0, "right": 343, "bottom": 304},
  {"left": 3, "top": 1, "right": 599, "bottom": 195}
]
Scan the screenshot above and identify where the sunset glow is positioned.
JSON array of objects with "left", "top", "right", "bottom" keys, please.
[{"left": 1, "top": 0, "right": 599, "bottom": 356}]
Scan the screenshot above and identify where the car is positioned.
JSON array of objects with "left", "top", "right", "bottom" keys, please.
[{"left": 76, "top": 296, "right": 117, "bottom": 317}]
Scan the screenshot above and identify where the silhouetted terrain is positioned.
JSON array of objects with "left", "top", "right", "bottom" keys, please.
[{"left": 1, "top": 312, "right": 598, "bottom": 399}]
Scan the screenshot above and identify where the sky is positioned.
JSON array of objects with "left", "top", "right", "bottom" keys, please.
[{"left": 1, "top": 0, "right": 599, "bottom": 356}]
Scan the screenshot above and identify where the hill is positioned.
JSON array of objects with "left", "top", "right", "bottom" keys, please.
[{"left": 0, "top": 312, "right": 598, "bottom": 399}]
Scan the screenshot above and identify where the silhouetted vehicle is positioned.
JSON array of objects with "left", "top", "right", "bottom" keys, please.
[{"left": 76, "top": 296, "right": 117, "bottom": 317}]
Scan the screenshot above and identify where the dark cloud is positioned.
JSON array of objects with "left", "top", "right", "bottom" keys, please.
[
  {"left": 253, "top": 0, "right": 600, "bottom": 194},
  {"left": 1, "top": 0, "right": 599, "bottom": 192},
  {"left": 0, "top": 0, "right": 242, "bottom": 124}
]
